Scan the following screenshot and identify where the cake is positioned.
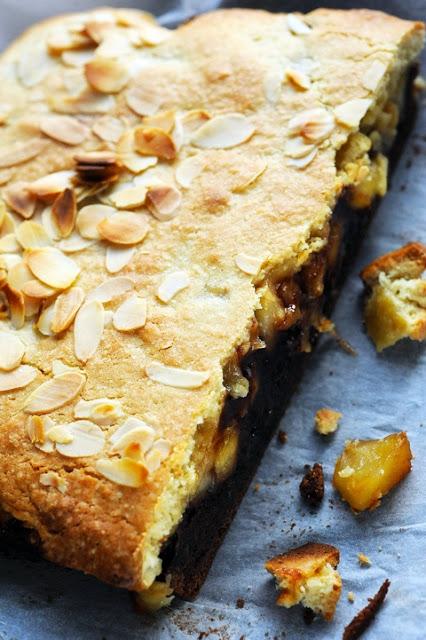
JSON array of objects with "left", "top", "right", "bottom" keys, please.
[{"left": 0, "top": 7, "right": 423, "bottom": 604}]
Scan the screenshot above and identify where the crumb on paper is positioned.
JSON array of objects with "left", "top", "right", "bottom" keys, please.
[
  {"left": 236, "top": 597, "right": 245, "bottom": 609},
  {"left": 342, "top": 579, "right": 390, "bottom": 640},
  {"left": 277, "top": 430, "right": 287, "bottom": 445},
  {"left": 358, "top": 553, "right": 371, "bottom": 567},
  {"left": 299, "top": 463, "right": 324, "bottom": 507},
  {"left": 348, "top": 592, "right": 356, "bottom": 603},
  {"left": 315, "top": 408, "right": 342, "bottom": 435},
  {"left": 414, "top": 75, "right": 426, "bottom": 91},
  {"left": 253, "top": 483, "right": 260, "bottom": 493}
]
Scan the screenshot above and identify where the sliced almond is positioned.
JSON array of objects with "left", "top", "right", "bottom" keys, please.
[
  {"left": 74, "top": 397, "right": 124, "bottom": 425},
  {"left": 287, "top": 14, "right": 311, "bottom": 35},
  {"left": 28, "top": 171, "right": 74, "bottom": 200},
  {"left": 175, "top": 155, "right": 204, "bottom": 189},
  {"left": 263, "top": 71, "right": 283, "bottom": 104},
  {"left": 235, "top": 252, "right": 265, "bottom": 276},
  {"left": 61, "top": 49, "right": 95, "bottom": 67},
  {"left": 157, "top": 271, "right": 189, "bottom": 303},
  {"left": 84, "top": 18, "right": 115, "bottom": 44},
  {"left": 363, "top": 60, "right": 387, "bottom": 92},
  {"left": 26, "top": 415, "right": 53, "bottom": 445},
  {"left": 141, "top": 110, "right": 175, "bottom": 134},
  {"left": 51, "top": 188, "right": 77, "bottom": 238},
  {"left": 51, "top": 90, "right": 115, "bottom": 116},
  {"left": 287, "top": 146, "right": 318, "bottom": 168},
  {"left": 0, "top": 210, "right": 16, "bottom": 236},
  {"left": 21, "top": 280, "right": 57, "bottom": 299},
  {"left": 285, "top": 137, "right": 316, "bottom": 159},
  {"left": 109, "top": 184, "right": 147, "bottom": 210},
  {"left": 146, "top": 362, "right": 209, "bottom": 389},
  {"left": 74, "top": 300, "right": 105, "bottom": 363},
  {"left": 134, "top": 127, "right": 176, "bottom": 161},
  {"left": 24, "top": 371, "right": 86, "bottom": 414},
  {"left": 125, "top": 86, "right": 159, "bottom": 117},
  {"left": 47, "top": 424, "right": 74, "bottom": 445},
  {"left": 191, "top": 114, "right": 255, "bottom": 149},
  {"left": 51, "top": 359, "right": 78, "bottom": 376},
  {"left": 17, "top": 47, "right": 51, "bottom": 87},
  {"left": 0, "top": 364, "right": 37, "bottom": 392},
  {"left": 233, "top": 161, "right": 267, "bottom": 193},
  {"left": 47, "top": 29, "right": 93, "bottom": 55},
  {"left": 41, "top": 206, "right": 60, "bottom": 241},
  {"left": 0, "top": 139, "right": 48, "bottom": 170},
  {"left": 285, "top": 67, "right": 311, "bottom": 91},
  {"left": 136, "top": 21, "right": 171, "bottom": 46},
  {"left": 181, "top": 110, "right": 211, "bottom": 140},
  {"left": 55, "top": 421, "right": 105, "bottom": 458},
  {"left": 0, "top": 233, "right": 20, "bottom": 253},
  {"left": 109, "top": 416, "right": 154, "bottom": 445},
  {"left": 36, "top": 303, "right": 55, "bottom": 336},
  {"left": 15, "top": 221, "right": 51, "bottom": 250},
  {"left": 95, "top": 32, "right": 132, "bottom": 58},
  {"left": 334, "top": 98, "right": 373, "bottom": 128},
  {"left": 92, "top": 116, "right": 124, "bottom": 143},
  {"left": 111, "top": 425, "right": 155, "bottom": 458},
  {"left": 105, "top": 245, "right": 135, "bottom": 274},
  {"left": 145, "top": 184, "right": 181, "bottom": 221},
  {"left": 145, "top": 438, "right": 171, "bottom": 473},
  {"left": 51, "top": 286, "right": 85, "bottom": 333},
  {"left": 76, "top": 204, "right": 116, "bottom": 240},
  {"left": 95, "top": 457, "right": 147, "bottom": 487},
  {"left": 97, "top": 212, "right": 149, "bottom": 245},
  {"left": 86, "top": 276, "right": 134, "bottom": 304},
  {"left": 121, "top": 153, "right": 158, "bottom": 175},
  {"left": 85, "top": 57, "right": 129, "bottom": 94},
  {"left": 2, "top": 284, "right": 25, "bottom": 329},
  {"left": 27, "top": 247, "right": 80, "bottom": 289},
  {"left": 40, "top": 116, "right": 88, "bottom": 146},
  {"left": 3, "top": 182, "right": 37, "bottom": 219},
  {"left": 39, "top": 471, "right": 68, "bottom": 493},
  {"left": 288, "top": 108, "right": 334, "bottom": 142},
  {"left": 57, "top": 233, "right": 94, "bottom": 253},
  {"left": 0, "top": 332, "right": 25, "bottom": 371},
  {"left": 113, "top": 294, "right": 147, "bottom": 332}
]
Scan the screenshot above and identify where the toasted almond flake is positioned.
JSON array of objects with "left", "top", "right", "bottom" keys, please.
[
  {"left": 51, "top": 286, "right": 85, "bottom": 333},
  {"left": 86, "top": 276, "right": 134, "bottom": 304},
  {"left": 110, "top": 424, "right": 155, "bottom": 456},
  {"left": 55, "top": 420, "right": 105, "bottom": 458},
  {"left": 175, "top": 156, "right": 204, "bottom": 189},
  {"left": 0, "top": 233, "right": 20, "bottom": 253},
  {"left": 41, "top": 206, "right": 60, "bottom": 241},
  {"left": 288, "top": 108, "right": 334, "bottom": 142},
  {"left": 137, "top": 22, "right": 171, "bottom": 45},
  {"left": 235, "top": 253, "right": 265, "bottom": 276},
  {"left": 40, "top": 116, "right": 88, "bottom": 146},
  {"left": 134, "top": 127, "right": 176, "bottom": 161},
  {"left": 105, "top": 245, "right": 135, "bottom": 274},
  {"left": 85, "top": 57, "right": 129, "bottom": 94},
  {"left": 74, "top": 397, "right": 124, "bottom": 425},
  {"left": 0, "top": 364, "right": 37, "bottom": 392},
  {"left": 0, "top": 139, "right": 48, "bottom": 169},
  {"left": 0, "top": 210, "right": 16, "bottom": 235},
  {"left": 15, "top": 221, "right": 51, "bottom": 250},
  {"left": 285, "top": 67, "right": 311, "bottom": 91},
  {"left": 47, "top": 424, "right": 74, "bottom": 444},
  {"left": 57, "top": 233, "right": 94, "bottom": 253},
  {"left": 27, "top": 248, "right": 80, "bottom": 290},
  {"left": 24, "top": 371, "right": 86, "bottom": 414},
  {"left": 51, "top": 360, "right": 77, "bottom": 376},
  {"left": 21, "top": 280, "right": 57, "bottom": 299},
  {"left": 181, "top": 110, "right": 211, "bottom": 140},
  {"left": 61, "top": 49, "right": 95, "bottom": 67},
  {"left": 97, "top": 212, "right": 149, "bottom": 245},
  {"left": 76, "top": 204, "right": 116, "bottom": 239},
  {"left": 51, "top": 90, "right": 116, "bottom": 116},
  {"left": 141, "top": 110, "right": 175, "bottom": 134},
  {"left": 36, "top": 304, "right": 55, "bottom": 336},
  {"left": 109, "top": 184, "right": 147, "bottom": 210},
  {"left": 95, "top": 32, "right": 132, "bottom": 58},
  {"left": 3, "top": 182, "right": 37, "bottom": 219},
  {"left": 74, "top": 300, "right": 104, "bottom": 363},
  {"left": 51, "top": 188, "right": 77, "bottom": 239},
  {"left": 287, "top": 146, "right": 318, "bottom": 168},
  {"left": 263, "top": 71, "right": 283, "bottom": 104},
  {"left": 285, "top": 137, "right": 316, "bottom": 159},
  {"left": 92, "top": 116, "right": 124, "bottom": 143},
  {"left": 26, "top": 414, "right": 52, "bottom": 444},
  {"left": 233, "top": 161, "right": 268, "bottom": 193},
  {"left": 113, "top": 294, "right": 147, "bottom": 331},
  {"left": 0, "top": 332, "right": 25, "bottom": 371},
  {"left": 191, "top": 114, "right": 255, "bottom": 149},
  {"left": 109, "top": 416, "right": 154, "bottom": 445},
  {"left": 363, "top": 60, "right": 387, "bottom": 92},
  {"left": 146, "top": 362, "right": 209, "bottom": 389},
  {"left": 157, "top": 271, "right": 189, "bottom": 303},
  {"left": 24, "top": 297, "right": 41, "bottom": 320},
  {"left": 334, "top": 98, "right": 373, "bottom": 128},
  {"left": 47, "top": 29, "right": 92, "bottom": 55},
  {"left": 39, "top": 471, "right": 68, "bottom": 493},
  {"left": 145, "top": 183, "right": 181, "bottom": 221},
  {"left": 28, "top": 171, "right": 74, "bottom": 200},
  {"left": 145, "top": 438, "right": 171, "bottom": 473},
  {"left": 287, "top": 14, "right": 311, "bottom": 35},
  {"left": 85, "top": 17, "right": 115, "bottom": 43},
  {"left": 95, "top": 457, "right": 147, "bottom": 487},
  {"left": 3, "top": 283, "right": 25, "bottom": 329},
  {"left": 121, "top": 153, "right": 158, "bottom": 174},
  {"left": 17, "top": 47, "right": 51, "bottom": 87},
  {"left": 125, "top": 86, "right": 159, "bottom": 117}
]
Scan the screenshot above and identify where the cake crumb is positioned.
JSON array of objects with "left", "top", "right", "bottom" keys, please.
[
  {"left": 299, "top": 463, "right": 324, "bottom": 507},
  {"left": 277, "top": 430, "right": 287, "bottom": 445},
  {"left": 343, "top": 579, "right": 390, "bottom": 640},
  {"left": 357, "top": 553, "right": 371, "bottom": 567},
  {"left": 236, "top": 598, "right": 245, "bottom": 609},
  {"left": 315, "top": 408, "right": 342, "bottom": 435},
  {"left": 348, "top": 592, "right": 356, "bottom": 603},
  {"left": 253, "top": 483, "right": 260, "bottom": 493}
]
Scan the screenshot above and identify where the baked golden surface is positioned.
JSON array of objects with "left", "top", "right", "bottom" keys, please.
[{"left": 0, "top": 8, "right": 423, "bottom": 591}]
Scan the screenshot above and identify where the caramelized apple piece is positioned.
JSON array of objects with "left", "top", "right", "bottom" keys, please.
[{"left": 333, "top": 432, "right": 412, "bottom": 512}]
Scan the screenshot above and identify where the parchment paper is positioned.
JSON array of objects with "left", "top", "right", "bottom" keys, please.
[{"left": 0, "top": 1, "right": 425, "bottom": 639}]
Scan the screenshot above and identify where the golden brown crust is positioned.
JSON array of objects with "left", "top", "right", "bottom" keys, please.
[
  {"left": 360, "top": 242, "right": 426, "bottom": 285},
  {"left": 265, "top": 542, "right": 340, "bottom": 579}
]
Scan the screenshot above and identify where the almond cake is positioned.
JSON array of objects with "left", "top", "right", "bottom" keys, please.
[{"left": 0, "top": 7, "right": 423, "bottom": 605}]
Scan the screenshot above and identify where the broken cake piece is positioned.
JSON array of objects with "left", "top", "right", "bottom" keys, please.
[
  {"left": 300, "top": 463, "right": 325, "bottom": 507},
  {"left": 265, "top": 542, "right": 341, "bottom": 621},
  {"left": 360, "top": 242, "right": 426, "bottom": 351},
  {"left": 315, "top": 408, "right": 342, "bottom": 435}
]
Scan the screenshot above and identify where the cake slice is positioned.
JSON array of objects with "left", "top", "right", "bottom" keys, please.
[{"left": 0, "top": 8, "right": 423, "bottom": 605}]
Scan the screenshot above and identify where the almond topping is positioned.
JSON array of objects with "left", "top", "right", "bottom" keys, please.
[
  {"left": 125, "top": 86, "right": 159, "bottom": 117},
  {"left": 15, "top": 221, "right": 52, "bottom": 250},
  {"left": 287, "top": 14, "right": 311, "bottom": 35},
  {"left": 181, "top": 110, "right": 211, "bottom": 140},
  {"left": 86, "top": 276, "right": 134, "bottom": 304},
  {"left": 175, "top": 155, "right": 204, "bottom": 188},
  {"left": 27, "top": 248, "right": 80, "bottom": 289},
  {"left": 55, "top": 421, "right": 105, "bottom": 458},
  {"left": 287, "top": 147, "right": 318, "bottom": 168},
  {"left": 263, "top": 71, "right": 283, "bottom": 104},
  {"left": 285, "top": 67, "right": 311, "bottom": 91},
  {"left": 146, "top": 362, "right": 209, "bottom": 389},
  {"left": 47, "top": 424, "right": 74, "bottom": 445},
  {"left": 110, "top": 424, "right": 155, "bottom": 456},
  {"left": 52, "top": 188, "right": 77, "bottom": 238},
  {"left": 3, "top": 182, "right": 37, "bottom": 219},
  {"left": 26, "top": 415, "right": 52, "bottom": 445},
  {"left": 363, "top": 60, "right": 387, "bottom": 92},
  {"left": 17, "top": 47, "right": 51, "bottom": 87},
  {"left": 74, "top": 151, "right": 121, "bottom": 184},
  {"left": 0, "top": 139, "right": 48, "bottom": 169},
  {"left": 136, "top": 21, "right": 171, "bottom": 46},
  {"left": 51, "top": 286, "right": 85, "bottom": 333},
  {"left": 146, "top": 184, "right": 181, "bottom": 221},
  {"left": 92, "top": 116, "right": 124, "bottom": 143},
  {"left": 235, "top": 253, "right": 265, "bottom": 276},
  {"left": 145, "top": 439, "right": 171, "bottom": 473},
  {"left": 285, "top": 137, "right": 316, "bottom": 159},
  {"left": 40, "top": 116, "right": 88, "bottom": 146},
  {"left": 21, "top": 280, "right": 57, "bottom": 299},
  {"left": 39, "top": 471, "right": 68, "bottom": 494},
  {"left": 97, "top": 212, "right": 149, "bottom": 245},
  {"left": 74, "top": 300, "right": 105, "bottom": 363},
  {"left": 113, "top": 294, "right": 147, "bottom": 331},
  {"left": 24, "top": 371, "right": 86, "bottom": 414},
  {"left": 0, "top": 364, "right": 37, "bottom": 392},
  {"left": 157, "top": 271, "right": 189, "bottom": 303},
  {"left": 105, "top": 245, "right": 135, "bottom": 274},
  {"left": 0, "top": 233, "right": 20, "bottom": 253},
  {"left": 121, "top": 153, "right": 158, "bottom": 175},
  {"left": 46, "top": 29, "right": 93, "bottom": 55},
  {"left": 51, "top": 360, "right": 78, "bottom": 376},
  {"left": 36, "top": 304, "right": 55, "bottom": 336},
  {"left": 0, "top": 332, "right": 25, "bottom": 371},
  {"left": 109, "top": 184, "right": 147, "bottom": 210},
  {"left": 61, "top": 49, "right": 95, "bottom": 67},
  {"left": 334, "top": 98, "right": 373, "bottom": 128},
  {"left": 191, "top": 114, "right": 255, "bottom": 149},
  {"left": 2, "top": 283, "right": 25, "bottom": 329},
  {"left": 28, "top": 171, "right": 74, "bottom": 200},
  {"left": 76, "top": 204, "right": 116, "bottom": 239},
  {"left": 74, "top": 397, "right": 124, "bottom": 425},
  {"left": 57, "top": 233, "right": 94, "bottom": 254},
  {"left": 85, "top": 57, "right": 129, "bottom": 94},
  {"left": 141, "top": 110, "right": 175, "bottom": 134},
  {"left": 288, "top": 108, "right": 334, "bottom": 142},
  {"left": 95, "top": 457, "right": 148, "bottom": 487},
  {"left": 134, "top": 127, "right": 177, "bottom": 161}
]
